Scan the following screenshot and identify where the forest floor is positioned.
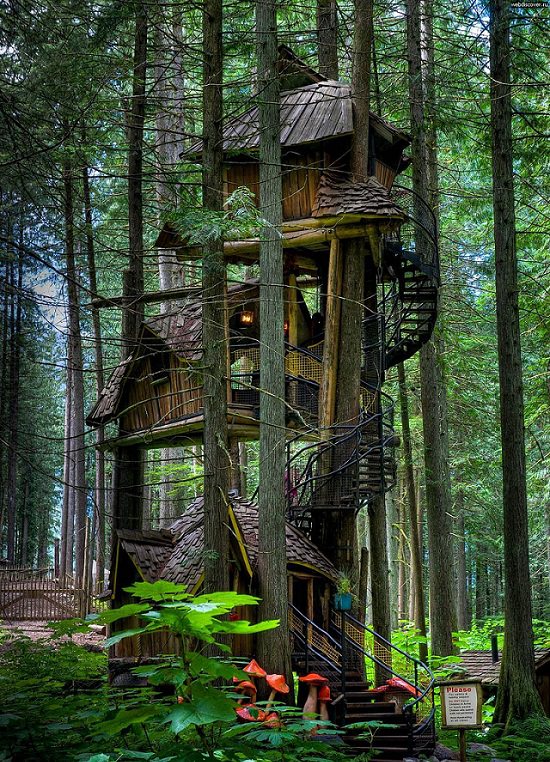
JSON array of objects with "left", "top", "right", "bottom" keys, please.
[{"left": 0, "top": 620, "right": 105, "bottom": 650}]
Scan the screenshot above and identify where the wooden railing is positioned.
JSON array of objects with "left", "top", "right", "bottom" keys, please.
[{"left": 0, "top": 568, "right": 102, "bottom": 621}]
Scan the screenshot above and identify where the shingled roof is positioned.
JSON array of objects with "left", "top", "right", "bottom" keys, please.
[
  {"left": 187, "top": 80, "right": 409, "bottom": 157},
  {"left": 115, "top": 495, "right": 338, "bottom": 593},
  {"left": 86, "top": 353, "right": 135, "bottom": 427},
  {"left": 144, "top": 280, "right": 259, "bottom": 362},
  {"left": 452, "top": 649, "right": 550, "bottom": 686},
  {"left": 86, "top": 281, "right": 259, "bottom": 427},
  {"left": 312, "top": 172, "right": 405, "bottom": 219}
]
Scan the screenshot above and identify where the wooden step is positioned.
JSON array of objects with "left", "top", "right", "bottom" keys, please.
[{"left": 346, "top": 690, "right": 395, "bottom": 714}]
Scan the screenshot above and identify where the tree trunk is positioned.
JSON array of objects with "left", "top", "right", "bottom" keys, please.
[
  {"left": 398, "top": 362, "right": 428, "bottom": 661},
  {"left": 154, "top": 3, "right": 186, "bottom": 524},
  {"left": 82, "top": 159, "right": 106, "bottom": 587},
  {"left": 456, "top": 490, "right": 469, "bottom": 630},
  {"left": 5, "top": 221, "right": 22, "bottom": 561},
  {"left": 386, "top": 488, "right": 399, "bottom": 630},
  {"left": 112, "top": 4, "right": 147, "bottom": 534},
  {"left": 60, "top": 357, "right": 72, "bottom": 579},
  {"left": 317, "top": 0, "right": 338, "bottom": 79},
  {"left": 63, "top": 161, "right": 87, "bottom": 586},
  {"left": 490, "top": 0, "right": 544, "bottom": 726},
  {"left": 406, "top": 0, "right": 456, "bottom": 655},
  {"left": 255, "top": 0, "right": 292, "bottom": 687},
  {"left": 202, "top": 0, "right": 230, "bottom": 593}
]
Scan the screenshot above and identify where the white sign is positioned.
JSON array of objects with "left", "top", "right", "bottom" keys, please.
[{"left": 440, "top": 682, "right": 482, "bottom": 729}]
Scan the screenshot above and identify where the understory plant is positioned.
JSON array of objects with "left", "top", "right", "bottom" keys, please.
[{"left": 0, "top": 583, "right": 351, "bottom": 762}]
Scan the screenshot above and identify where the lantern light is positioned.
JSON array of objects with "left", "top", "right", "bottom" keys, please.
[{"left": 239, "top": 310, "right": 254, "bottom": 326}]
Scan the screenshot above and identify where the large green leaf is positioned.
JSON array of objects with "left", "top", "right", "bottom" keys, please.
[
  {"left": 124, "top": 581, "right": 191, "bottom": 601},
  {"left": 92, "top": 603, "right": 150, "bottom": 624},
  {"left": 104, "top": 627, "right": 154, "bottom": 648},
  {"left": 97, "top": 706, "right": 161, "bottom": 735},
  {"left": 163, "top": 684, "right": 235, "bottom": 734},
  {"left": 187, "top": 652, "right": 246, "bottom": 681},
  {"left": 211, "top": 618, "right": 279, "bottom": 635}
]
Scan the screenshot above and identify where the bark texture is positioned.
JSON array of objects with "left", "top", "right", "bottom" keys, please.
[
  {"left": 112, "top": 4, "right": 147, "bottom": 534},
  {"left": 255, "top": 0, "right": 292, "bottom": 684},
  {"left": 490, "top": 0, "right": 544, "bottom": 725},
  {"left": 317, "top": 0, "right": 338, "bottom": 79},
  {"left": 63, "top": 162, "right": 87, "bottom": 585},
  {"left": 406, "top": 0, "right": 456, "bottom": 655},
  {"left": 202, "top": 0, "right": 230, "bottom": 592},
  {"left": 398, "top": 362, "right": 427, "bottom": 661}
]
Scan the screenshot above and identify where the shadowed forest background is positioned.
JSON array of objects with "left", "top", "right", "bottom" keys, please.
[{"left": 0, "top": 0, "right": 549, "bottom": 759}]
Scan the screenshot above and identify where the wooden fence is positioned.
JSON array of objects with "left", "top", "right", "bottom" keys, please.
[{"left": 0, "top": 567, "right": 102, "bottom": 621}]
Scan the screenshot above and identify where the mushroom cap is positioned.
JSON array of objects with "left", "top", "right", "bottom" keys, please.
[
  {"left": 386, "top": 676, "right": 420, "bottom": 697},
  {"left": 266, "top": 673, "right": 290, "bottom": 693},
  {"left": 236, "top": 705, "right": 266, "bottom": 722},
  {"left": 243, "top": 658, "right": 267, "bottom": 678},
  {"left": 263, "top": 711, "right": 282, "bottom": 728},
  {"left": 298, "top": 672, "right": 329, "bottom": 685},
  {"left": 235, "top": 680, "right": 257, "bottom": 695},
  {"left": 318, "top": 684, "right": 331, "bottom": 702}
]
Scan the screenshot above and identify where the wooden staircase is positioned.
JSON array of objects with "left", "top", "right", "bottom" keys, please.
[
  {"left": 289, "top": 605, "right": 436, "bottom": 761},
  {"left": 343, "top": 670, "right": 414, "bottom": 760}
]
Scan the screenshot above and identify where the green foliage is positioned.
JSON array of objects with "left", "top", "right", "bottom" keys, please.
[
  {"left": 0, "top": 586, "right": 350, "bottom": 762},
  {"left": 170, "top": 186, "right": 275, "bottom": 245},
  {"left": 482, "top": 717, "right": 550, "bottom": 762}
]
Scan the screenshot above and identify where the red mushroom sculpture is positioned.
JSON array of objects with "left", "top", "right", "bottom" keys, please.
[
  {"left": 265, "top": 673, "right": 290, "bottom": 710},
  {"left": 235, "top": 680, "right": 257, "bottom": 705},
  {"left": 318, "top": 684, "right": 331, "bottom": 723},
  {"left": 234, "top": 679, "right": 265, "bottom": 722},
  {"left": 242, "top": 658, "right": 267, "bottom": 686},
  {"left": 299, "top": 673, "right": 329, "bottom": 718}
]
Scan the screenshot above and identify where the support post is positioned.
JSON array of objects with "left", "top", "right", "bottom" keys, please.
[{"left": 319, "top": 238, "right": 342, "bottom": 434}]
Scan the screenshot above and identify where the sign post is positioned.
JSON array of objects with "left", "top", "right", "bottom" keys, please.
[{"left": 439, "top": 680, "right": 483, "bottom": 762}]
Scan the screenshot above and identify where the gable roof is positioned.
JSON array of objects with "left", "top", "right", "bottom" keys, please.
[
  {"left": 115, "top": 494, "right": 338, "bottom": 594},
  {"left": 452, "top": 649, "right": 550, "bottom": 686},
  {"left": 188, "top": 81, "right": 409, "bottom": 157},
  {"left": 86, "top": 281, "right": 259, "bottom": 427}
]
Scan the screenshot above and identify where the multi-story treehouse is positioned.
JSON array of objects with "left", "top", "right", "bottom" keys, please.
[{"left": 88, "top": 50, "right": 439, "bottom": 760}]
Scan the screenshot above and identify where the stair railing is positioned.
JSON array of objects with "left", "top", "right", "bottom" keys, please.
[
  {"left": 285, "top": 381, "right": 395, "bottom": 520},
  {"left": 289, "top": 603, "right": 436, "bottom": 755},
  {"left": 334, "top": 611, "right": 436, "bottom": 755},
  {"left": 288, "top": 603, "right": 345, "bottom": 698},
  {"left": 390, "top": 183, "right": 439, "bottom": 278}
]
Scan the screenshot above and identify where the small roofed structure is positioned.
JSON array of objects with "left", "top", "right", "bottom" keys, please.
[
  {"left": 87, "top": 280, "right": 322, "bottom": 445},
  {"left": 157, "top": 75, "right": 410, "bottom": 258},
  {"left": 109, "top": 494, "right": 338, "bottom": 660},
  {"left": 452, "top": 649, "right": 550, "bottom": 716}
]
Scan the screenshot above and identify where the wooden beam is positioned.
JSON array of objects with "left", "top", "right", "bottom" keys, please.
[
  {"left": 319, "top": 238, "right": 343, "bottom": 433},
  {"left": 287, "top": 272, "right": 299, "bottom": 347},
  {"left": 89, "top": 284, "right": 201, "bottom": 309},
  {"left": 367, "top": 224, "right": 381, "bottom": 267}
]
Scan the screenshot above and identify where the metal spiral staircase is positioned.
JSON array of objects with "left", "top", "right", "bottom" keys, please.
[
  {"left": 281, "top": 185, "right": 439, "bottom": 530},
  {"left": 289, "top": 604, "right": 436, "bottom": 760},
  {"left": 382, "top": 185, "right": 440, "bottom": 370}
]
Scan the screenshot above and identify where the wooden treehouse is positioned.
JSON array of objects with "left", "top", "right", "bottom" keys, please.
[{"left": 88, "top": 49, "right": 439, "bottom": 761}]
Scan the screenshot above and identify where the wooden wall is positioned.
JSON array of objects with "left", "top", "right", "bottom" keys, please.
[
  {"left": 224, "top": 150, "right": 324, "bottom": 221},
  {"left": 120, "top": 353, "right": 203, "bottom": 433}
]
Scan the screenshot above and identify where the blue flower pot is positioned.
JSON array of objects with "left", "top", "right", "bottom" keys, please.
[{"left": 333, "top": 592, "right": 352, "bottom": 611}]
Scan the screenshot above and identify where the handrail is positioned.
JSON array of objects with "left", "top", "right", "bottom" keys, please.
[
  {"left": 285, "top": 380, "right": 395, "bottom": 515},
  {"left": 338, "top": 611, "right": 435, "bottom": 719},
  {"left": 390, "top": 183, "right": 440, "bottom": 279},
  {"left": 289, "top": 602, "right": 436, "bottom": 754}
]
